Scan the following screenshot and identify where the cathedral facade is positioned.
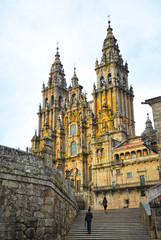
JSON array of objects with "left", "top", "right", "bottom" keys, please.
[{"left": 31, "top": 21, "right": 160, "bottom": 209}]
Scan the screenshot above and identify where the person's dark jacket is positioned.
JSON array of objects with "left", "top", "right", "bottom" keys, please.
[
  {"left": 85, "top": 212, "right": 93, "bottom": 223},
  {"left": 103, "top": 198, "right": 107, "bottom": 207}
]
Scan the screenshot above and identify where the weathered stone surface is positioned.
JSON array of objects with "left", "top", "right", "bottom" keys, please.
[
  {"left": 8, "top": 181, "right": 19, "bottom": 189},
  {"left": 35, "top": 237, "right": 44, "bottom": 240},
  {"left": 0, "top": 145, "right": 78, "bottom": 239},
  {"left": 26, "top": 228, "right": 36, "bottom": 238},
  {"left": 34, "top": 212, "right": 44, "bottom": 219},
  {"left": 39, "top": 219, "right": 45, "bottom": 228},
  {"left": 45, "top": 205, "right": 53, "bottom": 213},
  {"left": 38, "top": 197, "right": 44, "bottom": 205},
  {"left": 45, "top": 197, "right": 54, "bottom": 205},
  {"left": 45, "top": 227, "right": 53, "bottom": 234},
  {"left": 27, "top": 217, "right": 38, "bottom": 228},
  {"left": 44, "top": 234, "right": 52, "bottom": 240},
  {"left": 36, "top": 227, "right": 45, "bottom": 236},
  {"left": 16, "top": 230, "right": 24, "bottom": 239},
  {"left": 0, "top": 231, "right": 7, "bottom": 240},
  {"left": 7, "top": 226, "right": 16, "bottom": 239},
  {"left": 45, "top": 219, "right": 54, "bottom": 227},
  {"left": 0, "top": 223, "right": 7, "bottom": 231}
]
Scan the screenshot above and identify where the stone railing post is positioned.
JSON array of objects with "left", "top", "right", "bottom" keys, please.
[{"left": 41, "top": 136, "right": 53, "bottom": 168}]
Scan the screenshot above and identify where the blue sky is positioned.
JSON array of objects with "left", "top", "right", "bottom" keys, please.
[{"left": 0, "top": 0, "right": 161, "bottom": 150}]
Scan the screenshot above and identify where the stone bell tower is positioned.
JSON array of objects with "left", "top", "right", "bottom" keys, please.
[
  {"left": 31, "top": 47, "right": 67, "bottom": 161},
  {"left": 93, "top": 21, "right": 135, "bottom": 141}
]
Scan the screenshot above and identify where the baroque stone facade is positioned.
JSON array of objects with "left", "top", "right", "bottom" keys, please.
[{"left": 31, "top": 21, "right": 161, "bottom": 209}]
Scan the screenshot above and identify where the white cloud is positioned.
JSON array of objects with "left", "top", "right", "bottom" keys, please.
[{"left": 0, "top": 0, "right": 161, "bottom": 150}]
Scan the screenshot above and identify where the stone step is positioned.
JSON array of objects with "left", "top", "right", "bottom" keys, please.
[{"left": 64, "top": 208, "right": 151, "bottom": 240}]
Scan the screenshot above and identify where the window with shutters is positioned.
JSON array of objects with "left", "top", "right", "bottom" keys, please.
[
  {"left": 127, "top": 172, "right": 132, "bottom": 178},
  {"left": 140, "top": 175, "right": 145, "bottom": 186}
]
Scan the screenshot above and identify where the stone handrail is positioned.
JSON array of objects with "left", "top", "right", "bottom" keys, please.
[{"left": 148, "top": 183, "right": 161, "bottom": 202}]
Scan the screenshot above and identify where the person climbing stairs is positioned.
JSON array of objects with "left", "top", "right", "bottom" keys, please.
[{"left": 65, "top": 208, "right": 152, "bottom": 239}]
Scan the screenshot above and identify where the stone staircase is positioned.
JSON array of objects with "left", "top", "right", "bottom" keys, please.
[{"left": 65, "top": 208, "right": 152, "bottom": 239}]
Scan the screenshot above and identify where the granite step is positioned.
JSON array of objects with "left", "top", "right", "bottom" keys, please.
[{"left": 64, "top": 208, "right": 151, "bottom": 240}]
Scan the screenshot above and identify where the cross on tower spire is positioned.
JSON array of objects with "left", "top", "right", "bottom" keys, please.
[
  {"left": 107, "top": 14, "right": 111, "bottom": 27},
  {"left": 56, "top": 41, "right": 59, "bottom": 52}
]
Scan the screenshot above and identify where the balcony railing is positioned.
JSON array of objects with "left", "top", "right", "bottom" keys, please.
[
  {"left": 110, "top": 160, "right": 122, "bottom": 166},
  {"left": 114, "top": 154, "right": 158, "bottom": 162},
  {"left": 93, "top": 180, "right": 160, "bottom": 192}
]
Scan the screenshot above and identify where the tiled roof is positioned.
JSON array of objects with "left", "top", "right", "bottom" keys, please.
[{"left": 115, "top": 141, "right": 144, "bottom": 150}]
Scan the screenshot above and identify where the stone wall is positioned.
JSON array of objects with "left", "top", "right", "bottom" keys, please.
[
  {"left": 0, "top": 145, "right": 78, "bottom": 240},
  {"left": 140, "top": 201, "right": 161, "bottom": 239}
]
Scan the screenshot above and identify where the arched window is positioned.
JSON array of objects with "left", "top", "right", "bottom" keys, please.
[
  {"left": 72, "top": 94, "right": 76, "bottom": 104},
  {"left": 117, "top": 73, "right": 120, "bottom": 83},
  {"left": 45, "top": 98, "right": 48, "bottom": 107},
  {"left": 123, "top": 77, "right": 126, "bottom": 86},
  {"left": 108, "top": 73, "right": 112, "bottom": 84},
  {"left": 100, "top": 148, "right": 104, "bottom": 161},
  {"left": 143, "top": 149, "right": 148, "bottom": 156},
  {"left": 57, "top": 150, "right": 60, "bottom": 158},
  {"left": 101, "top": 148, "right": 104, "bottom": 156},
  {"left": 109, "top": 51, "right": 111, "bottom": 62},
  {"left": 65, "top": 117, "right": 68, "bottom": 124},
  {"left": 115, "top": 154, "right": 119, "bottom": 161},
  {"left": 125, "top": 152, "right": 130, "bottom": 159},
  {"left": 51, "top": 95, "right": 54, "bottom": 105},
  {"left": 120, "top": 153, "right": 125, "bottom": 160},
  {"left": 71, "top": 141, "right": 77, "bottom": 156},
  {"left": 103, "top": 53, "right": 106, "bottom": 63},
  {"left": 89, "top": 166, "right": 92, "bottom": 181},
  {"left": 89, "top": 142, "right": 91, "bottom": 152},
  {"left": 79, "top": 112, "right": 82, "bottom": 120},
  {"left": 131, "top": 151, "right": 136, "bottom": 158},
  {"left": 70, "top": 124, "right": 76, "bottom": 135},
  {"left": 49, "top": 77, "right": 52, "bottom": 86},
  {"left": 96, "top": 149, "right": 99, "bottom": 156},
  {"left": 102, "top": 119, "right": 106, "bottom": 128},
  {"left": 100, "top": 76, "right": 104, "bottom": 87},
  {"left": 59, "top": 96, "right": 62, "bottom": 107},
  {"left": 137, "top": 150, "right": 142, "bottom": 157}
]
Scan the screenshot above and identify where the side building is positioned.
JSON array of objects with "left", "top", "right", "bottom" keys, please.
[{"left": 31, "top": 21, "right": 161, "bottom": 209}]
